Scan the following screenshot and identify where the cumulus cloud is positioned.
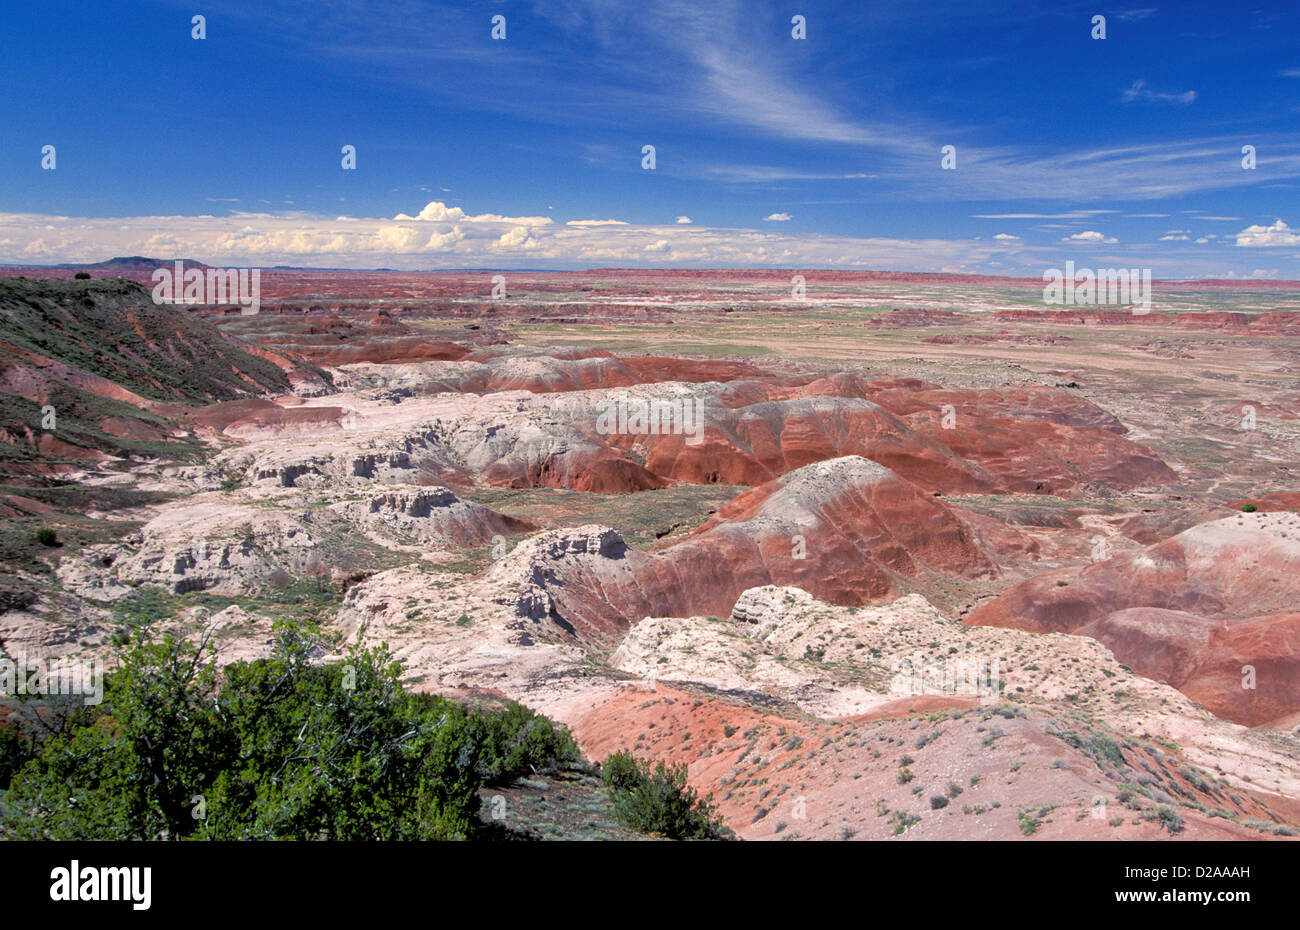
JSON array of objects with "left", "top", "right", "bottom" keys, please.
[
  {"left": 763, "top": 212, "right": 792, "bottom": 222},
  {"left": 1235, "top": 219, "right": 1300, "bottom": 247},
  {"left": 0, "top": 203, "right": 1026, "bottom": 272},
  {"left": 1063, "top": 230, "right": 1118, "bottom": 244},
  {"left": 394, "top": 201, "right": 551, "bottom": 226},
  {"left": 494, "top": 226, "right": 539, "bottom": 250},
  {"left": 1159, "top": 233, "right": 1191, "bottom": 241},
  {"left": 3, "top": 200, "right": 1271, "bottom": 276},
  {"left": 993, "top": 233, "right": 1019, "bottom": 240},
  {"left": 675, "top": 216, "right": 693, "bottom": 224},
  {"left": 375, "top": 225, "right": 423, "bottom": 251},
  {"left": 426, "top": 227, "right": 466, "bottom": 250}
]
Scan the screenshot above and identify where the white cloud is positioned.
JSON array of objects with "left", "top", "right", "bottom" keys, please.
[
  {"left": 566, "top": 219, "right": 629, "bottom": 227},
  {"left": 0, "top": 204, "right": 1014, "bottom": 271},
  {"left": 1063, "top": 230, "right": 1118, "bottom": 244},
  {"left": 1121, "top": 80, "right": 1196, "bottom": 106},
  {"left": 992, "top": 233, "right": 1019, "bottom": 240},
  {"left": 675, "top": 216, "right": 693, "bottom": 224},
  {"left": 1159, "top": 233, "right": 1191, "bottom": 241},
  {"left": 495, "top": 226, "right": 539, "bottom": 250},
  {"left": 1235, "top": 219, "right": 1300, "bottom": 247},
  {"left": 426, "top": 227, "right": 466, "bottom": 250},
  {"left": 375, "top": 225, "right": 423, "bottom": 251},
  {"left": 763, "top": 212, "right": 792, "bottom": 222},
  {"left": 394, "top": 201, "right": 551, "bottom": 226},
  {"left": 0, "top": 201, "right": 1287, "bottom": 278}
]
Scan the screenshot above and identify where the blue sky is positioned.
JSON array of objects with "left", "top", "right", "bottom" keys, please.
[{"left": 2, "top": 0, "right": 1298, "bottom": 276}]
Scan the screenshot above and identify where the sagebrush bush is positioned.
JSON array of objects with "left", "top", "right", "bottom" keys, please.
[{"left": 600, "top": 750, "right": 731, "bottom": 840}]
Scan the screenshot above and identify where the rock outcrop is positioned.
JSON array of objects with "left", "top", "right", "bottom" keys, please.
[{"left": 967, "top": 511, "right": 1300, "bottom": 727}]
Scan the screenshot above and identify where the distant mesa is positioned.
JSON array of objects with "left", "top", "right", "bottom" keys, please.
[{"left": 58, "top": 256, "right": 215, "bottom": 272}]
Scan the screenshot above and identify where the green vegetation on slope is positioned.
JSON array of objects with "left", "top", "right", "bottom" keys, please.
[
  {"left": 0, "top": 277, "right": 294, "bottom": 403},
  {"left": 0, "top": 621, "right": 581, "bottom": 840}
]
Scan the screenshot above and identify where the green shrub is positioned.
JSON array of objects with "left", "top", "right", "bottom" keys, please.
[
  {"left": 1241, "top": 503, "right": 1258, "bottom": 513},
  {"left": 35, "top": 528, "right": 58, "bottom": 547},
  {"left": 1153, "top": 805, "right": 1184, "bottom": 835},
  {"left": 0, "top": 621, "right": 580, "bottom": 841},
  {"left": 889, "top": 809, "right": 920, "bottom": 835},
  {"left": 462, "top": 700, "right": 581, "bottom": 785},
  {"left": 73, "top": 272, "right": 91, "bottom": 280},
  {"left": 600, "top": 751, "right": 731, "bottom": 839}
]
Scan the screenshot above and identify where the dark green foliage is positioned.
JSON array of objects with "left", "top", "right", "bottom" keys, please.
[
  {"left": 600, "top": 750, "right": 732, "bottom": 840},
  {"left": 35, "top": 527, "right": 58, "bottom": 547},
  {"left": 1241, "top": 503, "right": 1258, "bottom": 513},
  {"left": 73, "top": 272, "right": 91, "bottom": 280},
  {"left": 462, "top": 700, "right": 581, "bottom": 784},
  {"left": 0, "top": 622, "right": 581, "bottom": 841},
  {"left": 0, "top": 724, "right": 33, "bottom": 790}
]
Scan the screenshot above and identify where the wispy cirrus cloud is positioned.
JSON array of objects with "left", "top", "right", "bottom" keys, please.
[
  {"left": 137, "top": 0, "right": 1300, "bottom": 212},
  {"left": 1121, "top": 79, "right": 1196, "bottom": 106},
  {"left": 972, "top": 211, "right": 1118, "bottom": 219}
]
